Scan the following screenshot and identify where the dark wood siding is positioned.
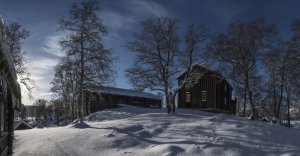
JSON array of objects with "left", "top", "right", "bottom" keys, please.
[
  {"left": 1, "top": 21, "right": 22, "bottom": 155},
  {"left": 179, "top": 70, "right": 217, "bottom": 109},
  {"left": 0, "top": 74, "right": 18, "bottom": 155},
  {"left": 216, "top": 80, "right": 233, "bottom": 111},
  {"left": 85, "top": 92, "right": 162, "bottom": 115},
  {"left": 177, "top": 65, "right": 235, "bottom": 114}
]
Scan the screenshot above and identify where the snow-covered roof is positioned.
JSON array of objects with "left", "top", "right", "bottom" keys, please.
[
  {"left": 86, "top": 86, "right": 162, "bottom": 100},
  {"left": 14, "top": 120, "right": 33, "bottom": 130},
  {"left": 176, "top": 63, "right": 233, "bottom": 89},
  {"left": 176, "top": 63, "right": 220, "bottom": 79}
]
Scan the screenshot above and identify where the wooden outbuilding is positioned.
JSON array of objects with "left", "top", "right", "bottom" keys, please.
[
  {"left": 14, "top": 120, "right": 33, "bottom": 130},
  {"left": 0, "top": 18, "right": 21, "bottom": 155},
  {"left": 177, "top": 64, "right": 236, "bottom": 114},
  {"left": 84, "top": 86, "right": 162, "bottom": 115}
]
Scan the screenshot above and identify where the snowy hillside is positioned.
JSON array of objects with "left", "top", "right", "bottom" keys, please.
[{"left": 14, "top": 105, "right": 300, "bottom": 156}]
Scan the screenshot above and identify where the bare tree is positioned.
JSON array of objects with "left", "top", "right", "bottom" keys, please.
[
  {"left": 50, "top": 99, "right": 65, "bottom": 126},
  {"left": 58, "top": 0, "right": 115, "bottom": 122},
  {"left": 291, "top": 19, "right": 300, "bottom": 93},
  {"left": 207, "top": 18, "right": 277, "bottom": 119},
  {"left": 284, "top": 19, "right": 300, "bottom": 126},
  {"left": 20, "top": 104, "right": 27, "bottom": 120},
  {"left": 51, "top": 57, "right": 79, "bottom": 121},
  {"left": 127, "top": 18, "right": 208, "bottom": 112},
  {"left": 263, "top": 42, "right": 299, "bottom": 121},
  {"left": 170, "top": 25, "right": 209, "bottom": 112},
  {"left": 33, "top": 99, "right": 48, "bottom": 124},
  {"left": 5, "top": 22, "right": 35, "bottom": 97},
  {"left": 126, "top": 18, "right": 179, "bottom": 110}
]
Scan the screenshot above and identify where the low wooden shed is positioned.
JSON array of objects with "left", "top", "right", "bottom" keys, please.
[{"left": 84, "top": 86, "right": 162, "bottom": 115}]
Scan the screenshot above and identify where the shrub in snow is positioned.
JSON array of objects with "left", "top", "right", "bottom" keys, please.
[
  {"left": 71, "top": 122, "right": 91, "bottom": 129},
  {"left": 261, "top": 117, "right": 269, "bottom": 122}
]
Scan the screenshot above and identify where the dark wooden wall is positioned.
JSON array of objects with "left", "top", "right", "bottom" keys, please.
[
  {"left": 178, "top": 69, "right": 235, "bottom": 114},
  {"left": 0, "top": 82, "right": 15, "bottom": 155},
  {"left": 178, "top": 70, "right": 217, "bottom": 109},
  {"left": 85, "top": 92, "right": 162, "bottom": 115},
  {"left": 216, "top": 80, "right": 233, "bottom": 111}
]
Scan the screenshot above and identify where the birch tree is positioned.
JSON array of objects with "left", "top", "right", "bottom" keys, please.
[
  {"left": 58, "top": 0, "right": 115, "bottom": 122},
  {"left": 50, "top": 57, "right": 79, "bottom": 121},
  {"left": 263, "top": 42, "right": 298, "bottom": 121},
  {"left": 170, "top": 25, "right": 209, "bottom": 112},
  {"left": 5, "top": 22, "right": 35, "bottom": 97},
  {"left": 126, "top": 18, "right": 208, "bottom": 112},
  {"left": 207, "top": 18, "right": 277, "bottom": 119},
  {"left": 291, "top": 19, "right": 300, "bottom": 93},
  {"left": 126, "top": 18, "right": 179, "bottom": 110}
]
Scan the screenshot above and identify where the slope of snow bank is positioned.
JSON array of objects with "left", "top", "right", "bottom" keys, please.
[{"left": 13, "top": 104, "right": 300, "bottom": 156}]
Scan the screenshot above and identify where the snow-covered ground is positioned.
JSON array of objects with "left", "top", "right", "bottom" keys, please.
[
  {"left": 13, "top": 104, "right": 300, "bottom": 156},
  {"left": 291, "top": 121, "right": 300, "bottom": 130}
]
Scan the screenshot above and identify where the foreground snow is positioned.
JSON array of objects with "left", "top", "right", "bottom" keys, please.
[{"left": 14, "top": 105, "right": 300, "bottom": 156}]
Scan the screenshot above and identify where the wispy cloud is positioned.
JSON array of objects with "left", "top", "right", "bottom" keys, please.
[
  {"left": 12, "top": 0, "right": 172, "bottom": 104},
  {"left": 42, "top": 35, "right": 64, "bottom": 58},
  {"left": 22, "top": 43, "right": 61, "bottom": 104},
  {"left": 101, "top": 0, "right": 171, "bottom": 88},
  {"left": 125, "top": 0, "right": 170, "bottom": 18},
  {"left": 102, "top": 0, "right": 170, "bottom": 41}
]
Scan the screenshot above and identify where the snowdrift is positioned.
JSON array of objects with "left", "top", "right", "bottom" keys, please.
[{"left": 13, "top": 104, "right": 300, "bottom": 156}]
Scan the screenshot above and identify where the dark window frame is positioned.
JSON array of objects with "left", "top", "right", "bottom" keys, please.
[
  {"left": 185, "top": 91, "right": 191, "bottom": 103},
  {"left": 201, "top": 91, "right": 207, "bottom": 102}
]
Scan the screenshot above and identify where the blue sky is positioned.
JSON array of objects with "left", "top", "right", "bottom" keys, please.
[{"left": 1, "top": 0, "right": 300, "bottom": 105}]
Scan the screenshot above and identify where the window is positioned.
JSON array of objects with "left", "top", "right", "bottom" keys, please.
[
  {"left": 201, "top": 91, "right": 207, "bottom": 102},
  {"left": 185, "top": 92, "right": 190, "bottom": 103},
  {"left": 224, "top": 96, "right": 227, "bottom": 106},
  {"left": 224, "top": 85, "right": 227, "bottom": 92}
]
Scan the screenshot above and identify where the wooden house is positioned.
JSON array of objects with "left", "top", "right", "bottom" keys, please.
[
  {"left": 177, "top": 64, "right": 236, "bottom": 114},
  {"left": 0, "top": 18, "right": 21, "bottom": 155},
  {"left": 83, "top": 86, "right": 162, "bottom": 115}
]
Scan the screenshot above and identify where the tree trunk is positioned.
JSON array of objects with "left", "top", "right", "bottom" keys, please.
[
  {"left": 273, "top": 84, "right": 277, "bottom": 118},
  {"left": 287, "top": 92, "right": 291, "bottom": 128},
  {"left": 276, "top": 85, "right": 284, "bottom": 119},
  {"left": 72, "top": 95, "right": 75, "bottom": 120},
  {"left": 245, "top": 75, "right": 255, "bottom": 120},
  {"left": 248, "top": 90, "right": 255, "bottom": 120},
  {"left": 172, "top": 93, "right": 176, "bottom": 113},
  {"left": 56, "top": 108, "right": 59, "bottom": 126},
  {"left": 276, "top": 68, "right": 285, "bottom": 119},
  {"left": 79, "top": 33, "right": 84, "bottom": 123},
  {"left": 165, "top": 89, "right": 170, "bottom": 113},
  {"left": 243, "top": 87, "right": 247, "bottom": 117}
]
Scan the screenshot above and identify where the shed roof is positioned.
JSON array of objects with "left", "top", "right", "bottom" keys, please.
[
  {"left": 14, "top": 120, "right": 33, "bottom": 130},
  {"left": 86, "top": 86, "right": 162, "bottom": 101}
]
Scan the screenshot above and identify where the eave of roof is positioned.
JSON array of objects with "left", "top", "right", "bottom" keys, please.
[
  {"left": 14, "top": 120, "right": 33, "bottom": 130},
  {"left": 86, "top": 86, "right": 162, "bottom": 101},
  {"left": 176, "top": 64, "right": 219, "bottom": 79},
  {"left": 176, "top": 63, "right": 234, "bottom": 89}
]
